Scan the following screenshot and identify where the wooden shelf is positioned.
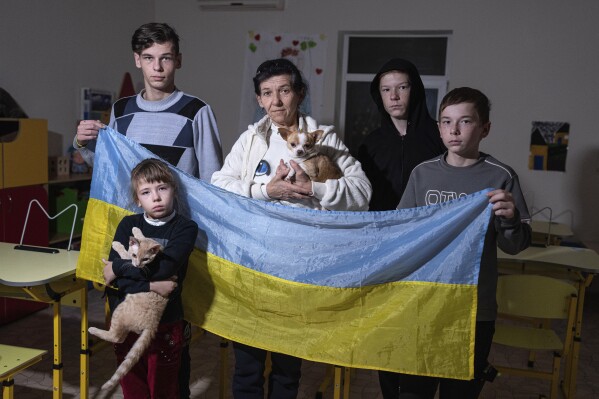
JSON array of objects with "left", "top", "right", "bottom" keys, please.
[{"left": 48, "top": 173, "right": 92, "bottom": 185}]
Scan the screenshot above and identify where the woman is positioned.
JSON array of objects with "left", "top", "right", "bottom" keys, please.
[{"left": 211, "top": 58, "right": 371, "bottom": 398}]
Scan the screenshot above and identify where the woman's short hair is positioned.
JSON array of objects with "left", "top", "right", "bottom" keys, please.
[{"left": 253, "top": 58, "right": 307, "bottom": 97}]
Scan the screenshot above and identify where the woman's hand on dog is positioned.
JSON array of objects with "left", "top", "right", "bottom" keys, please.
[{"left": 266, "top": 160, "right": 313, "bottom": 200}]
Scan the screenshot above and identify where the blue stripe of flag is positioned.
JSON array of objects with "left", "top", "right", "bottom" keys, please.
[{"left": 91, "top": 127, "right": 492, "bottom": 288}]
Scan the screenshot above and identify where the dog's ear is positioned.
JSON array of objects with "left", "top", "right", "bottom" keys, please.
[
  {"left": 279, "top": 128, "right": 290, "bottom": 141},
  {"left": 312, "top": 130, "right": 325, "bottom": 142}
]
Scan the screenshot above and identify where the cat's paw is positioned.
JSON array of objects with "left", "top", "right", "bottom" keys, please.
[
  {"left": 112, "top": 241, "right": 126, "bottom": 254},
  {"left": 88, "top": 326, "right": 103, "bottom": 337}
]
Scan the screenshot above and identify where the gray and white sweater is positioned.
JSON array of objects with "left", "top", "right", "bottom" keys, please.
[{"left": 75, "top": 89, "right": 223, "bottom": 181}]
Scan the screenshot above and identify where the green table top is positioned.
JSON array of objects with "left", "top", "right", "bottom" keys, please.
[
  {"left": 498, "top": 245, "right": 599, "bottom": 274},
  {"left": 0, "top": 242, "right": 79, "bottom": 287},
  {"left": 0, "top": 344, "right": 47, "bottom": 379}
]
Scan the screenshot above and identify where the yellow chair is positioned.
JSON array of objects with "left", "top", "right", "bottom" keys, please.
[
  {"left": 0, "top": 344, "right": 47, "bottom": 399},
  {"left": 316, "top": 365, "right": 352, "bottom": 399},
  {"left": 493, "top": 274, "right": 578, "bottom": 399}
]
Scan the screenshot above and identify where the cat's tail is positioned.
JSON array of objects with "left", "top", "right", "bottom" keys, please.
[{"left": 101, "top": 328, "right": 155, "bottom": 391}]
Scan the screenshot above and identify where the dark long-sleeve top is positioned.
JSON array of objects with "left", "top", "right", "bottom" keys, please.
[
  {"left": 357, "top": 58, "right": 446, "bottom": 211},
  {"left": 106, "top": 213, "right": 198, "bottom": 323}
]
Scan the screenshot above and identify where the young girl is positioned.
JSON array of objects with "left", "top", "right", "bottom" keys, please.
[{"left": 102, "top": 158, "right": 198, "bottom": 398}]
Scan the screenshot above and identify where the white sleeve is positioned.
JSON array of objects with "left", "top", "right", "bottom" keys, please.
[
  {"left": 311, "top": 129, "right": 372, "bottom": 211},
  {"left": 211, "top": 131, "right": 267, "bottom": 200}
]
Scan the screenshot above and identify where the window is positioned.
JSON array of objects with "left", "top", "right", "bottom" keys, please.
[{"left": 336, "top": 31, "right": 451, "bottom": 155}]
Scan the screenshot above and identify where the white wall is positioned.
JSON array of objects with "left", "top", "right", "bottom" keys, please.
[
  {"left": 0, "top": 0, "right": 154, "bottom": 154},
  {"left": 158, "top": 0, "right": 599, "bottom": 244},
  {"left": 2, "top": 0, "right": 598, "bottom": 244}
]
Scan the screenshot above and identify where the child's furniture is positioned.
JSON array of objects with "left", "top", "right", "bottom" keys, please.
[
  {"left": 493, "top": 274, "right": 578, "bottom": 399},
  {"left": 0, "top": 118, "right": 49, "bottom": 325},
  {"left": 0, "top": 242, "right": 89, "bottom": 399},
  {"left": 498, "top": 245, "right": 599, "bottom": 398},
  {"left": 0, "top": 344, "right": 47, "bottom": 399}
]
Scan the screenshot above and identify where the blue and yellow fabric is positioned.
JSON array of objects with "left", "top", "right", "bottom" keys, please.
[{"left": 76, "top": 127, "right": 492, "bottom": 380}]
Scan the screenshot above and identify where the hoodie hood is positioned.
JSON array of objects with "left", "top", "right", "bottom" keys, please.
[
  {"left": 357, "top": 58, "right": 446, "bottom": 211},
  {"left": 370, "top": 58, "right": 433, "bottom": 127}
]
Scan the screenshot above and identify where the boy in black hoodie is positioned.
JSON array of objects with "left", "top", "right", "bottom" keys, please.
[
  {"left": 357, "top": 58, "right": 445, "bottom": 211},
  {"left": 357, "top": 59, "right": 446, "bottom": 397}
]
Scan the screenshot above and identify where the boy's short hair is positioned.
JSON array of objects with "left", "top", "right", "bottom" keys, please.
[
  {"left": 130, "top": 158, "right": 178, "bottom": 202},
  {"left": 439, "top": 87, "right": 491, "bottom": 124},
  {"left": 131, "top": 22, "right": 180, "bottom": 55}
]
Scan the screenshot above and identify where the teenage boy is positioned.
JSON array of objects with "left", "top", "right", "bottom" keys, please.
[
  {"left": 395, "top": 87, "right": 532, "bottom": 399},
  {"left": 74, "top": 22, "right": 223, "bottom": 182},
  {"left": 357, "top": 58, "right": 446, "bottom": 211},
  {"left": 75, "top": 22, "right": 222, "bottom": 398}
]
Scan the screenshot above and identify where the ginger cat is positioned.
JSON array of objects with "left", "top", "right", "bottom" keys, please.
[{"left": 89, "top": 227, "right": 169, "bottom": 391}]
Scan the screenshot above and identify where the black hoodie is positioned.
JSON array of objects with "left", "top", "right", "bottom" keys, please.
[{"left": 357, "top": 58, "right": 446, "bottom": 211}]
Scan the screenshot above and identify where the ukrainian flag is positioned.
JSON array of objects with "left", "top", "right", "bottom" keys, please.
[{"left": 77, "top": 127, "right": 492, "bottom": 379}]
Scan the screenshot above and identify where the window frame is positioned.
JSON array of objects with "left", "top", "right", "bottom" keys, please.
[{"left": 335, "top": 31, "right": 451, "bottom": 154}]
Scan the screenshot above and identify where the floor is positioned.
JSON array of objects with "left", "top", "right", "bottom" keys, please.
[{"left": 1, "top": 283, "right": 598, "bottom": 399}]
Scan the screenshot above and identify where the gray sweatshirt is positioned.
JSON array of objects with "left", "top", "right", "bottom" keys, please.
[{"left": 399, "top": 152, "right": 532, "bottom": 320}]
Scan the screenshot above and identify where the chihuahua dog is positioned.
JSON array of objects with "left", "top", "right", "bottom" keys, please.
[{"left": 278, "top": 127, "right": 343, "bottom": 183}]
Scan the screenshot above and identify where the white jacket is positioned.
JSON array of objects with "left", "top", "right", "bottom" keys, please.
[{"left": 211, "top": 114, "right": 371, "bottom": 211}]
